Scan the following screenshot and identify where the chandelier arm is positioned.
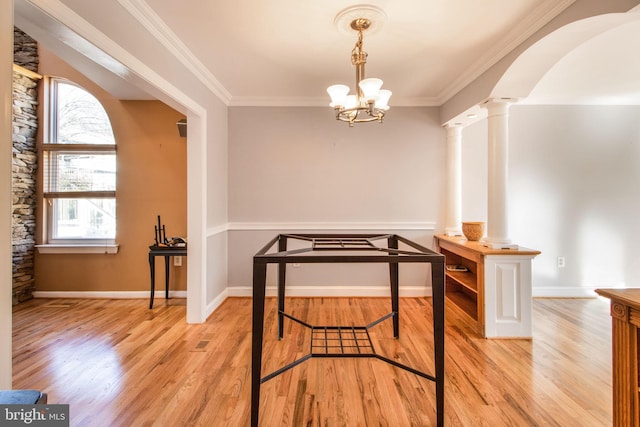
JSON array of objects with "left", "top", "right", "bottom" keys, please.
[{"left": 334, "top": 106, "right": 385, "bottom": 126}]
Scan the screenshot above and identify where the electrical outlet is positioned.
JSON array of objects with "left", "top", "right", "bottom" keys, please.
[
  {"left": 557, "top": 256, "right": 565, "bottom": 268},
  {"left": 174, "top": 256, "right": 182, "bottom": 267}
]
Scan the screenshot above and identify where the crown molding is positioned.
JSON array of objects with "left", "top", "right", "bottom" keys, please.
[
  {"left": 229, "top": 96, "right": 330, "bottom": 107},
  {"left": 21, "top": 0, "right": 207, "bottom": 116},
  {"left": 390, "top": 96, "right": 441, "bottom": 107},
  {"left": 228, "top": 95, "right": 441, "bottom": 108},
  {"left": 436, "top": 0, "right": 576, "bottom": 104},
  {"left": 117, "top": 0, "right": 232, "bottom": 105}
]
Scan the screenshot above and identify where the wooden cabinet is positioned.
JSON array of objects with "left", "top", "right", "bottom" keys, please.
[
  {"left": 594, "top": 288, "right": 640, "bottom": 427},
  {"left": 435, "top": 235, "right": 540, "bottom": 338},
  {"left": 435, "top": 237, "right": 485, "bottom": 335}
]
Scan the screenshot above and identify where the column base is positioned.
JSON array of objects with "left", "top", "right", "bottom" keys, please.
[{"left": 445, "top": 227, "right": 462, "bottom": 237}]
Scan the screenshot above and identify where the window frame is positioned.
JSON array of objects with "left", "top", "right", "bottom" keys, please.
[{"left": 40, "top": 77, "right": 118, "bottom": 249}]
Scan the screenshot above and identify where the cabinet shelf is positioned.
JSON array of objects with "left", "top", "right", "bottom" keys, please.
[
  {"left": 445, "top": 269, "right": 478, "bottom": 294},
  {"left": 446, "top": 289, "right": 478, "bottom": 320}
]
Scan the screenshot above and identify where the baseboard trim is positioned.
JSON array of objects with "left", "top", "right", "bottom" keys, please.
[
  {"left": 227, "top": 285, "right": 432, "bottom": 298},
  {"left": 205, "top": 288, "right": 229, "bottom": 319},
  {"left": 532, "top": 287, "right": 598, "bottom": 298},
  {"left": 33, "top": 291, "right": 187, "bottom": 299}
]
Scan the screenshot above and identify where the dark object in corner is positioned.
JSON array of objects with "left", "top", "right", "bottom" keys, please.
[
  {"left": 153, "top": 215, "right": 186, "bottom": 248},
  {"left": 154, "top": 215, "right": 167, "bottom": 246},
  {"left": 177, "top": 118, "right": 187, "bottom": 138}
]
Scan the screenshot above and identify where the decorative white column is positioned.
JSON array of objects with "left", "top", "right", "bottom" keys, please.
[
  {"left": 483, "top": 99, "right": 517, "bottom": 249},
  {"left": 444, "top": 124, "right": 462, "bottom": 236}
]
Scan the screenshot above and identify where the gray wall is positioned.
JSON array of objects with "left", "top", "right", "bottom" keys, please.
[
  {"left": 463, "top": 104, "right": 640, "bottom": 295},
  {"left": 228, "top": 107, "right": 444, "bottom": 223},
  {"left": 228, "top": 104, "right": 640, "bottom": 296},
  {"left": 227, "top": 106, "right": 445, "bottom": 294}
]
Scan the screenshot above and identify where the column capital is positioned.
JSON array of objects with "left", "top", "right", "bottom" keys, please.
[
  {"left": 482, "top": 98, "right": 518, "bottom": 116},
  {"left": 443, "top": 122, "right": 464, "bottom": 129},
  {"left": 445, "top": 124, "right": 463, "bottom": 138}
]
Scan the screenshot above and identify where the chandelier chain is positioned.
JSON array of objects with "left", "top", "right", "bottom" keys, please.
[{"left": 351, "top": 30, "right": 367, "bottom": 66}]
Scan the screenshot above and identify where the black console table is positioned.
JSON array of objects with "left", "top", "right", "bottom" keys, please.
[
  {"left": 148, "top": 245, "right": 187, "bottom": 308},
  {"left": 251, "top": 233, "right": 445, "bottom": 426}
]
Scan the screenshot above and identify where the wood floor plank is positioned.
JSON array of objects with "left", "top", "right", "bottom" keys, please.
[{"left": 12, "top": 296, "right": 612, "bottom": 426}]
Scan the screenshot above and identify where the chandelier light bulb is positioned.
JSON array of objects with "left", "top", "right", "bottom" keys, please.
[
  {"left": 358, "top": 78, "right": 383, "bottom": 101},
  {"left": 344, "top": 95, "right": 358, "bottom": 109},
  {"left": 327, "top": 84, "right": 350, "bottom": 107},
  {"left": 375, "top": 89, "right": 392, "bottom": 110}
]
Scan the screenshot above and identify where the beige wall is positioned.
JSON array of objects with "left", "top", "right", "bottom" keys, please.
[{"left": 34, "top": 48, "right": 187, "bottom": 292}]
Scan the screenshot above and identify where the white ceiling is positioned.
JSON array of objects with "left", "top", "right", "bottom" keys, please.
[
  {"left": 13, "top": 0, "right": 640, "bottom": 110},
  {"left": 139, "top": 0, "right": 559, "bottom": 106}
]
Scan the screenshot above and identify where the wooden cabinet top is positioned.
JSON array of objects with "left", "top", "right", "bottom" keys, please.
[
  {"left": 595, "top": 288, "right": 640, "bottom": 311},
  {"left": 435, "top": 234, "right": 541, "bottom": 257}
]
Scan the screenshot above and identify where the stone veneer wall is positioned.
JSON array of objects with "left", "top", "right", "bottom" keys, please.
[
  {"left": 14, "top": 28, "right": 38, "bottom": 72},
  {"left": 12, "top": 27, "right": 39, "bottom": 305}
]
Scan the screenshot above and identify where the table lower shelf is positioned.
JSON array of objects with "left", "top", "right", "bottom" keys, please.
[
  {"left": 311, "top": 326, "right": 375, "bottom": 355},
  {"left": 261, "top": 312, "right": 436, "bottom": 385}
]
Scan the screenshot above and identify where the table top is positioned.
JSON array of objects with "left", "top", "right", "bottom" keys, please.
[
  {"left": 254, "top": 233, "right": 444, "bottom": 264},
  {"left": 149, "top": 245, "right": 187, "bottom": 255},
  {"left": 595, "top": 288, "right": 640, "bottom": 310}
]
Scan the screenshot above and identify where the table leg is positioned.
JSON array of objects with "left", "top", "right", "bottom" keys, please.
[
  {"left": 388, "top": 236, "right": 399, "bottom": 338},
  {"left": 164, "top": 255, "right": 170, "bottom": 301},
  {"left": 432, "top": 260, "right": 446, "bottom": 427},
  {"left": 149, "top": 253, "right": 155, "bottom": 309},
  {"left": 277, "top": 236, "right": 287, "bottom": 339},
  {"left": 251, "top": 261, "right": 267, "bottom": 427}
]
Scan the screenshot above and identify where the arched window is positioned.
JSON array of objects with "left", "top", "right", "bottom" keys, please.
[{"left": 43, "top": 78, "right": 116, "bottom": 244}]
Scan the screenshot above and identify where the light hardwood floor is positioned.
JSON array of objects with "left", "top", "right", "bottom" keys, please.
[{"left": 12, "top": 296, "right": 612, "bottom": 426}]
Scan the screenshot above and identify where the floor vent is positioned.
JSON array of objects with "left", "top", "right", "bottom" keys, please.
[{"left": 191, "top": 340, "right": 210, "bottom": 352}]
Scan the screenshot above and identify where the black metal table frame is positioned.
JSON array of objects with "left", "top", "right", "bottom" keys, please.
[
  {"left": 251, "top": 233, "right": 445, "bottom": 426},
  {"left": 148, "top": 245, "right": 187, "bottom": 309}
]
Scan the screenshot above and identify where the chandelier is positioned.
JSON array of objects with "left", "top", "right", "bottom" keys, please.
[{"left": 327, "top": 13, "right": 391, "bottom": 127}]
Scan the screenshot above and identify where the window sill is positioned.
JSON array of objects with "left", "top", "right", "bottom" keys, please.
[{"left": 35, "top": 244, "right": 119, "bottom": 254}]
